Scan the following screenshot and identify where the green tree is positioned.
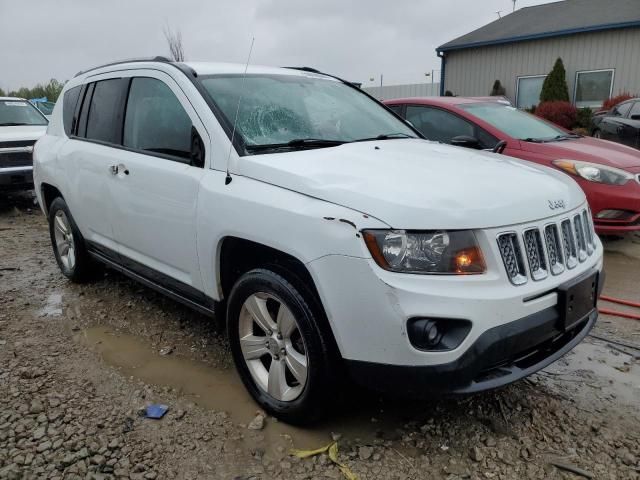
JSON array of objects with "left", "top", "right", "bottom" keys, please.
[
  {"left": 7, "top": 79, "right": 65, "bottom": 102},
  {"left": 490, "top": 80, "right": 506, "bottom": 96},
  {"left": 0, "top": 87, "right": 5, "bottom": 96},
  {"left": 540, "top": 58, "right": 570, "bottom": 102}
]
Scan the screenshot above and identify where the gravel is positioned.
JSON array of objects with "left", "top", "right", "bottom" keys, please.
[{"left": 1, "top": 192, "right": 639, "bottom": 479}]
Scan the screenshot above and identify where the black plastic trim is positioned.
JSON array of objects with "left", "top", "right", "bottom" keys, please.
[{"left": 86, "top": 241, "right": 215, "bottom": 317}]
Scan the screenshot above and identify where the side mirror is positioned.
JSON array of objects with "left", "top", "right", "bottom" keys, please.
[
  {"left": 492, "top": 140, "right": 507, "bottom": 154},
  {"left": 451, "top": 135, "right": 482, "bottom": 149},
  {"left": 631, "top": 114, "right": 640, "bottom": 121},
  {"left": 190, "top": 126, "right": 205, "bottom": 168}
]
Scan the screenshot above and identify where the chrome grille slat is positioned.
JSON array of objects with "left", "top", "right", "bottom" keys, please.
[
  {"left": 561, "top": 219, "right": 578, "bottom": 269},
  {"left": 582, "top": 210, "right": 594, "bottom": 255},
  {"left": 523, "top": 228, "right": 547, "bottom": 280},
  {"left": 497, "top": 232, "right": 527, "bottom": 285},
  {"left": 574, "top": 214, "right": 588, "bottom": 262},
  {"left": 497, "top": 208, "right": 596, "bottom": 285},
  {"left": 544, "top": 224, "right": 564, "bottom": 275}
]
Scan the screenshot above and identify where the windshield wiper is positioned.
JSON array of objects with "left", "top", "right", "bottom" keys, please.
[
  {"left": 246, "top": 138, "right": 346, "bottom": 152},
  {"left": 0, "top": 122, "right": 32, "bottom": 127},
  {"left": 352, "top": 132, "right": 415, "bottom": 142},
  {"left": 521, "top": 133, "right": 582, "bottom": 143}
]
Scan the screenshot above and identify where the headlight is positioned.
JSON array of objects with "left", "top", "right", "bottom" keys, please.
[
  {"left": 553, "top": 159, "right": 634, "bottom": 185},
  {"left": 363, "top": 230, "right": 486, "bottom": 274}
]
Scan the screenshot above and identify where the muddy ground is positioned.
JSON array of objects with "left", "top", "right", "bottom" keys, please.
[{"left": 1, "top": 191, "right": 639, "bottom": 480}]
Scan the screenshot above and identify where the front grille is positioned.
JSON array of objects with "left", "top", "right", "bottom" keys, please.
[
  {"left": 497, "top": 233, "right": 527, "bottom": 285},
  {"left": 498, "top": 208, "right": 595, "bottom": 285},
  {"left": 0, "top": 140, "right": 36, "bottom": 149},
  {"left": 0, "top": 151, "right": 33, "bottom": 168}
]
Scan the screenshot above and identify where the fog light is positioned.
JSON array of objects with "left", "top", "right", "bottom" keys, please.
[{"left": 407, "top": 318, "right": 471, "bottom": 351}]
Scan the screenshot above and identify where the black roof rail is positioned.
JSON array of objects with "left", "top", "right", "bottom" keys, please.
[
  {"left": 74, "top": 56, "right": 173, "bottom": 77},
  {"left": 282, "top": 66, "right": 323, "bottom": 74}
]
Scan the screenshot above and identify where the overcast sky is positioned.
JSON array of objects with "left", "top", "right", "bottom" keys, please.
[{"left": 1, "top": 0, "right": 557, "bottom": 92}]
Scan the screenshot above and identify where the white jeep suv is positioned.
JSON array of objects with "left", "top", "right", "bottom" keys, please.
[{"left": 34, "top": 58, "right": 603, "bottom": 423}]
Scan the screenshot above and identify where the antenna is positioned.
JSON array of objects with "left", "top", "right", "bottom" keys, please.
[
  {"left": 495, "top": 10, "right": 502, "bottom": 18},
  {"left": 512, "top": 0, "right": 517, "bottom": 12},
  {"left": 225, "top": 37, "right": 255, "bottom": 185}
]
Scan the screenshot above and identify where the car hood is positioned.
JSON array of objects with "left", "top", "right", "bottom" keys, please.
[
  {"left": 236, "top": 139, "right": 585, "bottom": 229},
  {"left": 0, "top": 125, "right": 47, "bottom": 143},
  {"left": 519, "top": 136, "right": 640, "bottom": 169}
]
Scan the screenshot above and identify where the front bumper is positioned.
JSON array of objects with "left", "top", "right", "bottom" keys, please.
[
  {"left": 346, "top": 304, "right": 598, "bottom": 395},
  {"left": 0, "top": 166, "right": 34, "bottom": 191},
  {"left": 581, "top": 177, "right": 640, "bottom": 234}
]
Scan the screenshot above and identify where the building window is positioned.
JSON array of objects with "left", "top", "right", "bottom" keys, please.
[
  {"left": 516, "top": 75, "right": 546, "bottom": 109},
  {"left": 574, "top": 69, "right": 614, "bottom": 108}
]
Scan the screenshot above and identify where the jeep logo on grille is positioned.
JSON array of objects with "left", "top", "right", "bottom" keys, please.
[{"left": 548, "top": 199, "right": 566, "bottom": 210}]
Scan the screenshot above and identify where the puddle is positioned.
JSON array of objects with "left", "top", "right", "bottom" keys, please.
[
  {"left": 75, "top": 325, "right": 412, "bottom": 454},
  {"left": 543, "top": 340, "right": 640, "bottom": 406},
  {"left": 38, "top": 293, "right": 63, "bottom": 317}
]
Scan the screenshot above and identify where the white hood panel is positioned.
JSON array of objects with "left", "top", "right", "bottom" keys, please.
[
  {"left": 237, "top": 139, "right": 585, "bottom": 230},
  {"left": 0, "top": 125, "right": 47, "bottom": 143}
]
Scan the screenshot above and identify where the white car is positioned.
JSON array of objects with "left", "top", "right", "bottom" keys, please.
[
  {"left": 34, "top": 58, "right": 603, "bottom": 423},
  {"left": 0, "top": 97, "right": 48, "bottom": 192}
]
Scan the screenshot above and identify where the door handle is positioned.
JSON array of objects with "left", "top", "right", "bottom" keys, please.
[{"left": 108, "top": 164, "right": 130, "bottom": 176}]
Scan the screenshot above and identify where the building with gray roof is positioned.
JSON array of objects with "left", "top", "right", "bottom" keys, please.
[{"left": 437, "top": 0, "right": 640, "bottom": 108}]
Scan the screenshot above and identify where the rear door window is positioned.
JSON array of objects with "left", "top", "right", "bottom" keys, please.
[
  {"left": 629, "top": 102, "right": 640, "bottom": 119},
  {"left": 62, "top": 86, "right": 81, "bottom": 136},
  {"left": 123, "top": 77, "right": 192, "bottom": 161},
  {"left": 85, "top": 79, "right": 125, "bottom": 144}
]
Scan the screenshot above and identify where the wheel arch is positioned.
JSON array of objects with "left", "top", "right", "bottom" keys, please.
[
  {"left": 40, "top": 183, "right": 64, "bottom": 216},
  {"left": 216, "top": 236, "right": 342, "bottom": 357}
]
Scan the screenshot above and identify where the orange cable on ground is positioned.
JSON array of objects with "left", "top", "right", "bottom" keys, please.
[
  {"left": 598, "top": 295, "right": 640, "bottom": 321},
  {"left": 599, "top": 295, "right": 640, "bottom": 309},
  {"left": 598, "top": 307, "right": 640, "bottom": 321}
]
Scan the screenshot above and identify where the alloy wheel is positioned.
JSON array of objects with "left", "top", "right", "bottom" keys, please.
[
  {"left": 53, "top": 210, "right": 76, "bottom": 271},
  {"left": 238, "top": 292, "right": 308, "bottom": 402}
]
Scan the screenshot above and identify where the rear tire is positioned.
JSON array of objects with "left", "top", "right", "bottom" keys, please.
[
  {"left": 226, "top": 268, "right": 335, "bottom": 424},
  {"left": 48, "top": 197, "right": 102, "bottom": 283}
]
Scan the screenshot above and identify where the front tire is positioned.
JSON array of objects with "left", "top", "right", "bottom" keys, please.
[
  {"left": 227, "top": 268, "right": 335, "bottom": 424},
  {"left": 592, "top": 129, "right": 601, "bottom": 139},
  {"left": 48, "top": 197, "right": 102, "bottom": 283}
]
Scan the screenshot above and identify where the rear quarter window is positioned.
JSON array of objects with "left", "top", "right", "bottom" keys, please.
[{"left": 62, "top": 86, "right": 81, "bottom": 136}]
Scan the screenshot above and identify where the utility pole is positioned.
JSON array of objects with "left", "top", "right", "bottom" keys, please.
[{"left": 380, "top": 74, "right": 383, "bottom": 88}]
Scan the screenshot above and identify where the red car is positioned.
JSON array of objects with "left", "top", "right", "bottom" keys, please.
[{"left": 385, "top": 97, "right": 640, "bottom": 235}]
